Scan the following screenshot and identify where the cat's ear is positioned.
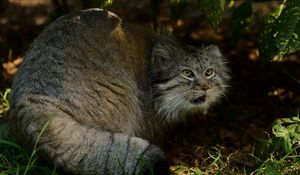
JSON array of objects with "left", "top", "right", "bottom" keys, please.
[
  {"left": 206, "top": 45, "right": 222, "bottom": 58},
  {"left": 151, "top": 37, "right": 180, "bottom": 69},
  {"left": 152, "top": 43, "right": 174, "bottom": 63}
]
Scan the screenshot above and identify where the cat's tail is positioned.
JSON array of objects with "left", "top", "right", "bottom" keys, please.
[{"left": 9, "top": 97, "right": 170, "bottom": 175}]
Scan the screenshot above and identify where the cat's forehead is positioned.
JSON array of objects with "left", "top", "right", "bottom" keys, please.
[{"left": 183, "top": 47, "right": 215, "bottom": 64}]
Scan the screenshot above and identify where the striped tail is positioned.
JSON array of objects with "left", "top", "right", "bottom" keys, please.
[{"left": 9, "top": 97, "right": 170, "bottom": 175}]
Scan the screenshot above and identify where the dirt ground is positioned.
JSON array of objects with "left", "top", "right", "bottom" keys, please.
[{"left": 1, "top": 0, "right": 300, "bottom": 172}]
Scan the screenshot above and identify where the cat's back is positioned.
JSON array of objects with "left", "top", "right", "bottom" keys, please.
[
  {"left": 13, "top": 8, "right": 154, "bottom": 97},
  {"left": 11, "top": 9, "right": 155, "bottom": 133}
]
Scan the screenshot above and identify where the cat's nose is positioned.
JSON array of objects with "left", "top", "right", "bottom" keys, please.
[
  {"left": 201, "top": 84, "right": 210, "bottom": 91},
  {"left": 194, "top": 82, "right": 210, "bottom": 91}
]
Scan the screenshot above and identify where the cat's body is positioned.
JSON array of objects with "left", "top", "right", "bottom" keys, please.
[{"left": 9, "top": 9, "right": 229, "bottom": 175}]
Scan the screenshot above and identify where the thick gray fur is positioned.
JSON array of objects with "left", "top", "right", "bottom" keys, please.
[{"left": 9, "top": 9, "right": 230, "bottom": 175}]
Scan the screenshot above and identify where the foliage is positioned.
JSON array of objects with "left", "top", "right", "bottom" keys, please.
[
  {"left": 259, "top": 0, "right": 300, "bottom": 61},
  {"left": 197, "top": 0, "right": 225, "bottom": 30},
  {"left": 169, "top": 114, "right": 300, "bottom": 174},
  {"left": 272, "top": 115, "right": 300, "bottom": 153},
  {"left": 169, "top": 0, "right": 300, "bottom": 62},
  {"left": 253, "top": 115, "right": 300, "bottom": 175},
  {"left": 171, "top": 147, "right": 229, "bottom": 175},
  {"left": 172, "top": 165, "right": 202, "bottom": 175}
]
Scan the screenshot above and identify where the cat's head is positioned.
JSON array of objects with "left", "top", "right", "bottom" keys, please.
[{"left": 151, "top": 36, "right": 230, "bottom": 121}]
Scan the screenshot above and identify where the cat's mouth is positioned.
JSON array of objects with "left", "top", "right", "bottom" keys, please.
[{"left": 191, "top": 96, "right": 206, "bottom": 104}]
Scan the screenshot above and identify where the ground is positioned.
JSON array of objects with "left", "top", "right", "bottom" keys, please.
[{"left": 0, "top": 0, "right": 299, "bottom": 174}]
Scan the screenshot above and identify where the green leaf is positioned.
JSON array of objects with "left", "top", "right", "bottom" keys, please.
[
  {"left": 190, "top": 167, "right": 203, "bottom": 175},
  {"left": 230, "top": 1, "right": 253, "bottom": 43},
  {"left": 274, "top": 6, "right": 300, "bottom": 54},
  {"left": 259, "top": 0, "right": 300, "bottom": 61},
  {"left": 173, "top": 165, "right": 190, "bottom": 173},
  {"left": 292, "top": 132, "right": 300, "bottom": 144},
  {"left": 279, "top": 20, "right": 300, "bottom": 54},
  {"left": 291, "top": 116, "right": 300, "bottom": 122},
  {"left": 197, "top": 0, "right": 225, "bottom": 29},
  {"left": 272, "top": 123, "right": 289, "bottom": 138},
  {"left": 272, "top": 115, "right": 300, "bottom": 153},
  {"left": 287, "top": 124, "right": 297, "bottom": 133},
  {"left": 283, "top": 137, "right": 293, "bottom": 153}
]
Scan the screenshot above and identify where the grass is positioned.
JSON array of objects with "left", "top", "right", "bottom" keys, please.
[
  {"left": 0, "top": 89, "right": 58, "bottom": 175},
  {"left": 169, "top": 113, "right": 300, "bottom": 175},
  {"left": 0, "top": 122, "right": 59, "bottom": 175},
  {"left": 1, "top": 88, "right": 300, "bottom": 175}
]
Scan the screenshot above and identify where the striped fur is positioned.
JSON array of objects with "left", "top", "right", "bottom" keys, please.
[
  {"left": 9, "top": 8, "right": 229, "bottom": 175},
  {"left": 151, "top": 40, "right": 230, "bottom": 122}
]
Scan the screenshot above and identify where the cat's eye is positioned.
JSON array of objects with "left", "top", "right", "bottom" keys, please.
[
  {"left": 205, "top": 68, "right": 214, "bottom": 77},
  {"left": 182, "top": 70, "right": 195, "bottom": 78}
]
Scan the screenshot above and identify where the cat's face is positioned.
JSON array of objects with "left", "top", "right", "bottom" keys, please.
[{"left": 151, "top": 37, "right": 230, "bottom": 120}]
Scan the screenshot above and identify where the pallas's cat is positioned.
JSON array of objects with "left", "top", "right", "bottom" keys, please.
[{"left": 9, "top": 9, "right": 230, "bottom": 175}]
